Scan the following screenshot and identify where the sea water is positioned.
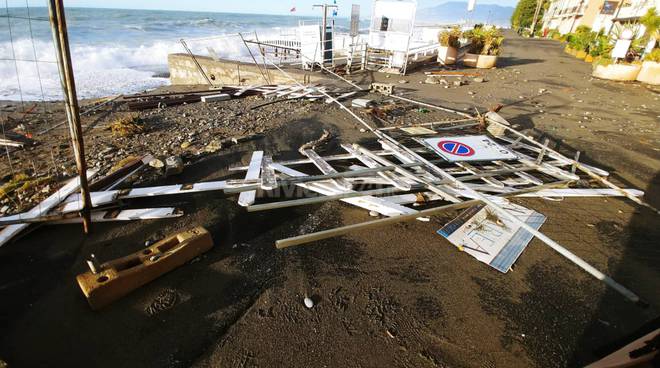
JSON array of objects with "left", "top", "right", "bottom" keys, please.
[{"left": 0, "top": 7, "right": 355, "bottom": 101}]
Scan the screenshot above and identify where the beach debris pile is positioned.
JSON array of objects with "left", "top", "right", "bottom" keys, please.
[
  {"left": 0, "top": 82, "right": 652, "bottom": 308},
  {"left": 123, "top": 84, "right": 356, "bottom": 111},
  {"left": 219, "top": 93, "right": 649, "bottom": 305}
]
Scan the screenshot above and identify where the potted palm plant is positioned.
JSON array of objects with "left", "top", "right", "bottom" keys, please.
[
  {"left": 636, "top": 7, "right": 659, "bottom": 84},
  {"left": 463, "top": 27, "right": 503, "bottom": 69},
  {"left": 637, "top": 48, "right": 660, "bottom": 84},
  {"left": 437, "top": 26, "right": 462, "bottom": 65},
  {"left": 592, "top": 24, "right": 643, "bottom": 81},
  {"left": 593, "top": 58, "right": 642, "bottom": 81}
]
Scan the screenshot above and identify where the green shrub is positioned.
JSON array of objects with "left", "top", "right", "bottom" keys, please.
[
  {"left": 645, "top": 48, "right": 660, "bottom": 62},
  {"left": 594, "top": 57, "right": 613, "bottom": 66},
  {"left": 640, "top": 7, "right": 659, "bottom": 42},
  {"left": 589, "top": 34, "right": 613, "bottom": 57},
  {"left": 569, "top": 26, "right": 597, "bottom": 52},
  {"left": 511, "top": 0, "right": 549, "bottom": 33},
  {"left": 566, "top": 33, "right": 577, "bottom": 48}
]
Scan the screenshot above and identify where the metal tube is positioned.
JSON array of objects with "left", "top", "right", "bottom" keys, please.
[
  {"left": 238, "top": 33, "right": 270, "bottom": 84},
  {"left": 247, "top": 187, "right": 407, "bottom": 212},
  {"left": 486, "top": 116, "right": 658, "bottom": 214},
  {"left": 47, "top": 0, "right": 93, "bottom": 233},
  {"left": 180, "top": 39, "right": 213, "bottom": 85},
  {"left": 276, "top": 181, "right": 569, "bottom": 249}
]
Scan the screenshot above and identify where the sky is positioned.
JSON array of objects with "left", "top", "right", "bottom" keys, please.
[{"left": 26, "top": 0, "right": 518, "bottom": 17}]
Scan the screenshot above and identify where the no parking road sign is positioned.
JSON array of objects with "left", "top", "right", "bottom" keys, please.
[
  {"left": 437, "top": 140, "right": 475, "bottom": 157},
  {"left": 423, "top": 135, "right": 518, "bottom": 162}
]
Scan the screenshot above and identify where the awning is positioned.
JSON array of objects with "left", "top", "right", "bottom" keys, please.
[{"left": 613, "top": 16, "right": 641, "bottom": 22}]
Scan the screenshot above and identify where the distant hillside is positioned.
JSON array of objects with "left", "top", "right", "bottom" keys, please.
[{"left": 416, "top": 1, "right": 514, "bottom": 26}]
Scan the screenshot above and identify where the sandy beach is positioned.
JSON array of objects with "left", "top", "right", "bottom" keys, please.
[{"left": 0, "top": 30, "right": 658, "bottom": 368}]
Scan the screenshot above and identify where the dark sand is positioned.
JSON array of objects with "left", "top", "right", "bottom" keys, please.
[{"left": 0, "top": 31, "right": 658, "bottom": 368}]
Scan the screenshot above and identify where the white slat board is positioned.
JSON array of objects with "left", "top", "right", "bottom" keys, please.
[
  {"left": 52, "top": 208, "right": 182, "bottom": 224},
  {"left": 0, "top": 170, "right": 98, "bottom": 247},
  {"left": 238, "top": 151, "right": 264, "bottom": 207},
  {"left": 271, "top": 163, "right": 417, "bottom": 217}
]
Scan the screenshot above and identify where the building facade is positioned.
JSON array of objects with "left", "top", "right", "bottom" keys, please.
[
  {"left": 542, "top": 0, "right": 659, "bottom": 37},
  {"left": 543, "top": 0, "right": 591, "bottom": 34},
  {"left": 609, "top": 0, "right": 660, "bottom": 38}
]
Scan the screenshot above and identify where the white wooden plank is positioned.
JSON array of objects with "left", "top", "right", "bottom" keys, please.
[
  {"left": 51, "top": 208, "right": 182, "bottom": 224},
  {"left": 0, "top": 170, "right": 98, "bottom": 247},
  {"left": 325, "top": 91, "right": 357, "bottom": 104},
  {"left": 302, "top": 149, "right": 352, "bottom": 190},
  {"left": 362, "top": 143, "right": 462, "bottom": 202},
  {"left": 234, "top": 85, "right": 260, "bottom": 97},
  {"left": 263, "top": 85, "right": 297, "bottom": 97},
  {"left": 494, "top": 160, "right": 544, "bottom": 186},
  {"left": 341, "top": 144, "right": 411, "bottom": 190},
  {"left": 238, "top": 151, "right": 264, "bottom": 207},
  {"left": 60, "top": 191, "right": 119, "bottom": 213},
  {"left": 271, "top": 163, "right": 417, "bottom": 217},
  {"left": 456, "top": 162, "right": 505, "bottom": 188},
  {"left": 274, "top": 86, "right": 305, "bottom": 98}
]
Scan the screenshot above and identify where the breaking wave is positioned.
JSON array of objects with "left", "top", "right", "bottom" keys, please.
[
  {"left": 0, "top": 33, "right": 281, "bottom": 101},
  {"left": 0, "top": 39, "right": 172, "bottom": 101},
  {"left": 0, "top": 7, "right": 350, "bottom": 101}
]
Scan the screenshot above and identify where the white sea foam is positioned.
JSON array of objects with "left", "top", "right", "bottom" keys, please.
[
  {"left": 0, "top": 29, "right": 289, "bottom": 101},
  {"left": 0, "top": 7, "right": 359, "bottom": 101},
  {"left": 0, "top": 38, "right": 174, "bottom": 101}
]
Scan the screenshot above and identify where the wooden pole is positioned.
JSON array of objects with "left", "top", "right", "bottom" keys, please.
[
  {"left": 47, "top": 0, "right": 93, "bottom": 233},
  {"left": 530, "top": 0, "right": 544, "bottom": 36}
]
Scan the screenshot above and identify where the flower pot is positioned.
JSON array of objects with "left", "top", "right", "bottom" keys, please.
[
  {"left": 437, "top": 46, "right": 458, "bottom": 65},
  {"left": 636, "top": 61, "right": 660, "bottom": 85},
  {"left": 584, "top": 54, "right": 594, "bottom": 63},
  {"left": 592, "top": 63, "right": 642, "bottom": 81},
  {"left": 576, "top": 50, "right": 588, "bottom": 59},
  {"left": 463, "top": 53, "right": 498, "bottom": 69}
]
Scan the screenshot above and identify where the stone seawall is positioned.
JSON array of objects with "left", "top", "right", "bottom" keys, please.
[{"left": 168, "top": 53, "right": 323, "bottom": 85}]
